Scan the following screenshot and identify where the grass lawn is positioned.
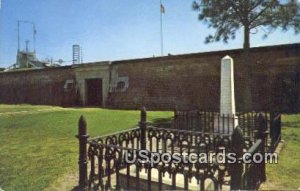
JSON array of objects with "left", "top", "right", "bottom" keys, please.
[
  {"left": 261, "top": 114, "right": 300, "bottom": 190},
  {"left": 0, "top": 105, "right": 172, "bottom": 191},
  {"left": 0, "top": 105, "right": 299, "bottom": 190}
]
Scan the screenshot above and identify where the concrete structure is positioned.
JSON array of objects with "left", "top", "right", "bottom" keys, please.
[{"left": 0, "top": 43, "right": 299, "bottom": 112}]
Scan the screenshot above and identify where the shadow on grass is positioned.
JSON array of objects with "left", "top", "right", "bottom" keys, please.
[{"left": 147, "top": 117, "right": 174, "bottom": 129}]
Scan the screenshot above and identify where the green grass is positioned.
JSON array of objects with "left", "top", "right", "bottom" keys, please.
[
  {"left": 0, "top": 105, "right": 299, "bottom": 190},
  {"left": 0, "top": 105, "right": 172, "bottom": 191},
  {"left": 262, "top": 114, "right": 300, "bottom": 190}
]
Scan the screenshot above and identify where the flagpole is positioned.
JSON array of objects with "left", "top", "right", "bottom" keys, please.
[
  {"left": 160, "top": 0, "right": 164, "bottom": 56},
  {"left": 33, "top": 23, "right": 36, "bottom": 53},
  {"left": 17, "top": 21, "right": 20, "bottom": 52}
]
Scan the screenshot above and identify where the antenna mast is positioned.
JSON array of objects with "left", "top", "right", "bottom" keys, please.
[{"left": 17, "top": 20, "right": 36, "bottom": 53}]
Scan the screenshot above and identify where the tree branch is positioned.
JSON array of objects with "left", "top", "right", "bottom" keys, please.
[
  {"left": 249, "top": 2, "right": 273, "bottom": 25},
  {"left": 249, "top": 0, "right": 265, "bottom": 12},
  {"left": 228, "top": 0, "right": 245, "bottom": 23}
]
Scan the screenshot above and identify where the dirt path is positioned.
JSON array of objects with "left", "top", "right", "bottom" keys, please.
[
  {"left": 0, "top": 108, "right": 69, "bottom": 116},
  {"left": 44, "top": 172, "right": 79, "bottom": 191}
]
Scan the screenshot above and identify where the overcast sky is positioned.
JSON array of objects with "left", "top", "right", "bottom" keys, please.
[{"left": 0, "top": 0, "right": 299, "bottom": 67}]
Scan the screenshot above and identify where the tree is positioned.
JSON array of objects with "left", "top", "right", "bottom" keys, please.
[
  {"left": 193, "top": 0, "right": 300, "bottom": 111},
  {"left": 192, "top": 0, "right": 300, "bottom": 49}
]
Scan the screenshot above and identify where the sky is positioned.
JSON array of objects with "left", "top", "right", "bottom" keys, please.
[{"left": 0, "top": 0, "right": 299, "bottom": 68}]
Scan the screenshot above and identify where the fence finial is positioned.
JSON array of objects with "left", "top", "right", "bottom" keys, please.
[
  {"left": 256, "top": 113, "right": 267, "bottom": 139},
  {"left": 79, "top": 115, "right": 87, "bottom": 135},
  {"left": 231, "top": 126, "right": 244, "bottom": 154},
  {"left": 141, "top": 106, "right": 147, "bottom": 122}
]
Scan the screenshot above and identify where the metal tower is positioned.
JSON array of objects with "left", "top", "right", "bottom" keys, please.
[{"left": 73, "top": 44, "right": 82, "bottom": 64}]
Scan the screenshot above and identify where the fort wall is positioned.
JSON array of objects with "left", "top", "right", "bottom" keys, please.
[{"left": 0, "top": 43, "right": 299, "bottom": 112}]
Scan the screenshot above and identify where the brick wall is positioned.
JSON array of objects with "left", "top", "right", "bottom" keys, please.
[
  {"left": 0, "top": 67, "right": 77, "bottom": 106},
  {"left": 108, "top": 56, "right": 220, "bottom": 110},
  {"left": 108, "top": 43, "right": 300, "bottom": 112}
]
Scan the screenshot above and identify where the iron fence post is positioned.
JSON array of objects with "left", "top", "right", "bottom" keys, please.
[
  {"left": 140, "top": 107, "right": 147, "bottom": 150},
  {"left": 270, "top": 111, "right": 282, "bottom": 151},
  {"left": 174, "top": 105, "right": 178, "bottom": 119},
  {"left": 174, "top": 105, "right": 178, "bottom": 129},
  {"left": 277, "top": 112, "right": 282, "bottom": 142},
  {"left": 257, "top": 113, "right": 268, "bottom": 149},
  {"left": 257, "top": 113, "right": 267, "bottom": 182},
  {"left": 76, "top": 115, "right": 89, "bottom": 191},
  {"left": 270, "top": 112, "right": 275, "bottom": 151},
  {"left": 230, "top": 126, "right": 244, "bottom": 190}
]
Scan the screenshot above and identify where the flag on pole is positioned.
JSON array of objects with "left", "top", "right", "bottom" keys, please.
[{"left": 160, "top": 3, "right": 165, "bottom": 13}]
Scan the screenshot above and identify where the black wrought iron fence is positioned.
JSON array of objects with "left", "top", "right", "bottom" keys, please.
[
  {"left": 230, "top": 114, "right": 267, "bottom": 190},
  {"left": 269, "top": 112, "right": 282, "bottom": 152},
  {"left": 173, "top": 110, "right": 281, "bottom": 152},
  {"left": 173, "top": 110, "right": 237, "bottom": 134},
  {"left": 76, "top": 108, "right": 272, "bottom": 191}
]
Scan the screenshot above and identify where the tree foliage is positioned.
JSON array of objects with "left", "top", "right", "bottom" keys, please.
[{"left": 193, "top": 0, "right": 300, "bottom": 48}]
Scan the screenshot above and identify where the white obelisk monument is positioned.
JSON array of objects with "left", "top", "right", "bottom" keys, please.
[{"left": 215, "top": 55, "right": 238, "bottom": 133}]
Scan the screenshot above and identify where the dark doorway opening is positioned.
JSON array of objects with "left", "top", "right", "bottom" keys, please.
[{"left": 85, "top": 78, "right": 103, "bottom": 106}]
